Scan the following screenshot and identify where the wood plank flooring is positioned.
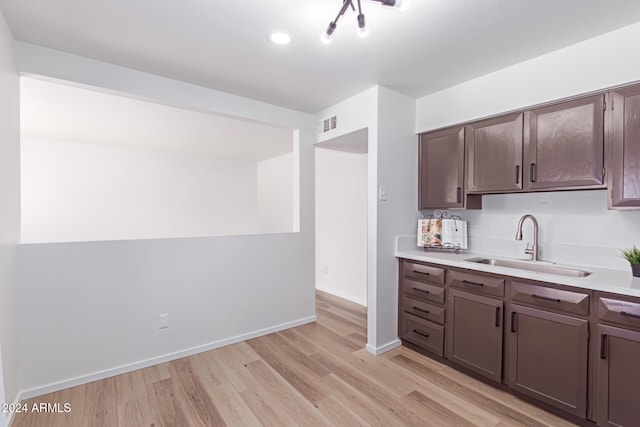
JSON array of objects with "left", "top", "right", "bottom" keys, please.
[{"left": 12, "top": 290, "right": 578, "bottom": 426}]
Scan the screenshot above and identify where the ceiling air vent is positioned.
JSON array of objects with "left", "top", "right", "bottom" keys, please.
[{"left": 322, "top": 115, "right": 338, "bottom": 133}]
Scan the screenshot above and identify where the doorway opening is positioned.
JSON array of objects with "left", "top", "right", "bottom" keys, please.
[{"left": 315, "top": 128, "right": 368, "bottom": 309}]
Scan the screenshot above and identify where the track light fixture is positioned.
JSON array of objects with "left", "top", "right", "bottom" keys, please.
[{"left": 321, "top": 0, "right": 409, "bottom": 44}]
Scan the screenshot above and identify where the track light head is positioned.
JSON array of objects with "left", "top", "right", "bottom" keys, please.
[
  {"left": 357, "top": 13, "right": 369, "bottom": 38},
  {"left": 322, "top": 0, "right": 407, "bottom": 44},
  {"left": 321, "top": 22, "right": 336, "bottom": 44},
  {"left": 326, "top": 22, "right": 336, "bottom": 36}
]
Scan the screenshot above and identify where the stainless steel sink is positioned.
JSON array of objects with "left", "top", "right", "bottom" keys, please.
[{"left": 465, "top": 257, "right": 592, "bottom": 278}]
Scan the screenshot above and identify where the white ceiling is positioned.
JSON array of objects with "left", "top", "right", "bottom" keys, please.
[
  {"left": 3, "top": 1, "right": 640, "bottom": 113},
  {"left": 20, "top": 77, "right": 293, "bottom": 161}
]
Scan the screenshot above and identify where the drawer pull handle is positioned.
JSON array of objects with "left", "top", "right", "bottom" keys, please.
[
  {"left": 510, "top": 311, "right": 517, "bottom": 333},
  {"left": 462, "top": 279, "right": 484, "bottom": 287},
  {"left": 531, "top": 294, "right": 561, "bottom": 303},
  {"left": 621, "top": 311, "right": 640, "bottom": 320},
  {"left": 412, "top": 287, "right": 429, "bottom": 294},
  {"left": 412, "top": 270, "right": 430, "bottom": 276},
  {"left": 413, "top": 307, "right": 430, "bottom": 315},
  {"left": 600, "top": 334, "right": 608, "bottom": 359},
  {"left": 456, "top": 187, "right": 462, "bottom": 204},
  {"left": 515, "top": 165, "right": 520, "bottom": 184},
  {"left": 495, "top": 306, "right": 501, "bottom": 327},
  {"left": 413, "top": 329, "right": 430, "bottom": 339}
]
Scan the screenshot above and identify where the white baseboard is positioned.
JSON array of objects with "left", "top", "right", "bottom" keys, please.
[
  {"left": 365, "top": 338, "right": 401, "bottom": 356},
  {"left": 315, "top": 286, "right": 367, "bottom": 307},
  {"left": 19, "top": 315, "right": 316, "bottom": 400},
  {"left": 6, "top": 392, "right": 22, "bottom": 427}
]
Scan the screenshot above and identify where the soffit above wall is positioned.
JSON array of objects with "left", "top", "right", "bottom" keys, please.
[
  {"left": 20, "top": 77, "right": 293, "bottom": 161},
  {"left": 315, "top": 128, "right": 368, "bottom": 154}
]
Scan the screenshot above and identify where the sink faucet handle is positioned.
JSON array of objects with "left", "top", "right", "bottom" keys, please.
[{"left": 524, "top": 242, "right": 533, "bottom": 255}]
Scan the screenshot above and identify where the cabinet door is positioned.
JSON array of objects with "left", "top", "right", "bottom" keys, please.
[
  {"left": 419, "top": 126, "right": 465, "bottom": 209},
  {"left": 608, "top": 85, "right": 640, "bottom": 208},
  {"left": 597, "top": 324, "right": 640, "bottom": 427},
  {"left": 508, "top": 305, "right": 588, "bottom": 418},
  {"left": 524, "top": 94, "right": 605, "bottom": 190},
  {"left": 466, "top": 113, "right": 523, "bottom": 193},
  {"left": 446, "top": 289, "right": 503, "bottom": 382}
]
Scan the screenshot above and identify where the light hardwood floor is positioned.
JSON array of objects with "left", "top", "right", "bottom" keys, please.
[{"left": 12, "top": 290, "right": 578, "bottom": 426}]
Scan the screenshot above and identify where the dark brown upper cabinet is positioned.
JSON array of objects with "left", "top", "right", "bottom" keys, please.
[
  {"left": 607, "top": 84, "right": 640, "bottom": 208},
  {"left": 524, "top": 94, "right": 605, "bottom": 190},
  {"left": 466, "top": 113, "right": 523, "bottom": 193},
  {"left": 419, "top": 126, "right": 481, "bottom": 210}
]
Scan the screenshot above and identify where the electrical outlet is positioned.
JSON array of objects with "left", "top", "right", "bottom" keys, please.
[{"left": 159, "top": 313, "right": 169, "bottom": 329}]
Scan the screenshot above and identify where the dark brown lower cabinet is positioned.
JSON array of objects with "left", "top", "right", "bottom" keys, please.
[
  {"left": 508, "top": 304, "right": 589, "bottom": 418},
  {"left": 447, "top": 288, "right": 503, "bottom": 382},
  {"left": 597, "top": 324, "right": 640, "bottom": 427},
  {"left": 399, "top": 313, "right": 445, "bottom": 357},
  {"left": 399, "top": 259, "right": 640, "bottom": 426}
]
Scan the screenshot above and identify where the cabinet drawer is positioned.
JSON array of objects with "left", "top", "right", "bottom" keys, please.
[
  {"left": 401, "top": 295, "right": 445, "bottom": 324},
  {"left": 511, "top": 281, "right": 590, "bottom": 316},
  {"left": 400, "top": 313, "right": 444, "bottom": 357},
  {"left": 402, "top": 278, "right": 445, "bottom": 305},
  {"left": 598, "top": 297, "right": 640, "bottom": 330},
  {"left": 402, "top": 261, "right": 445, "bottom": 285},
  {"left": 448, "top": 269, "right": 504, "bottom": 297}
]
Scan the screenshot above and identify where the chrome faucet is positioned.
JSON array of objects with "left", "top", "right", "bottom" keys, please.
[{"left": 515, "top": 214, "right": 539, "bottom": 261}]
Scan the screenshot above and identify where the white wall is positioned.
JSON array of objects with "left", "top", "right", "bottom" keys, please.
[
  {"left": 315, "top": 87, "right": 380, "bottom": 348},
  {"left": 316, "top": 87, "right": 379, "bottom": 144},
  {"left": 0, "top": 346, "right": 5, "bottom": 427},
  {"left": 314, "top": 86, "right": 417, "bottom": 354},
  {"left": 461, "top": 190, "right": 640, "bottom": 271},
  {"left": 372, "top": 86, "right": 418, "bottom": 353},
  {"left": 21, "top": 137, "right": 259, "bottom": 243},
  {"left": 0, "top": 8, "right": 20, "bottom": 418},
  {"left": 15, "top": 43, "right": 316, "bottom": 397},
  {"left": 415, "top": 21, "right": 640, "bottom": 271},
  {"left": 416, "top": 21, "right": 640, "bottom": 132},
  {"left": 315, "top": 147, "right": 368, "bottom": 305},
  {"left": 257, "top": 152, "right": 295, "bottom": 233}
]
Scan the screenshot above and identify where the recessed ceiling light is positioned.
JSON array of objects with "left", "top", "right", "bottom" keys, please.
[{"left": 268, "top": 31, "right": 292, "bottom": 45}]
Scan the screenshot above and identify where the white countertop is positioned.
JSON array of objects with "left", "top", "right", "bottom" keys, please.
[{"left": 395, "top": 247, "right": 640, "bottom": 298}]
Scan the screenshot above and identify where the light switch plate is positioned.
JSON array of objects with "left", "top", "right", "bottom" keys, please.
[{"left": 379, "top": 186, "right": 388, "bottom": 201}]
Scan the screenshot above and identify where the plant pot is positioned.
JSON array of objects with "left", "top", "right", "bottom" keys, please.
[{"left": 632, "top": 264, "right": 640, "bottom": 278}]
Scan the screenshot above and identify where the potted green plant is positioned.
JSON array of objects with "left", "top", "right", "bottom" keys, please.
[{"left": 621, "top": 246, "right": 640, "bottom": 277}]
